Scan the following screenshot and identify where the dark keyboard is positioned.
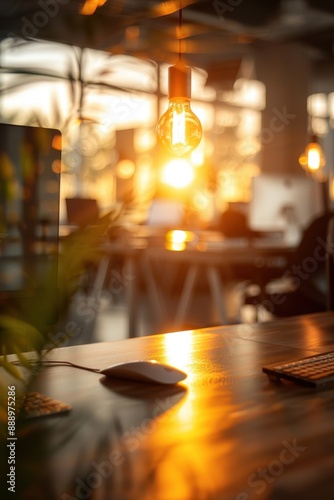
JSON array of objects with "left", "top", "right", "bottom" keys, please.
[
  {"left": 263, "top": 351, "right": 334, "bottom": 388},
  {"left": 17, "top": 392, "right": 72, "bottom": 419}
]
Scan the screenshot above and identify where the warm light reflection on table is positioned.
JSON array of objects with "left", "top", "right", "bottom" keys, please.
[
  {"left": 299, "top": 315, "right": 332, "bottom": 351},
  {"left": 165, "top": 229, "right": 195, "bottom": 251},
  {"left": 162, "top": 329, "right": 194, "bottom": 375},
  {"left": 146, "top": 359, "right": 235, "bottom": 500}
]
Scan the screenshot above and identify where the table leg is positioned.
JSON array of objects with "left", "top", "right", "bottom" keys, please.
[
  {"left": 141, "top": 254, "right": 165, "bottom": 324},
  {"left": 174, "top": 264, "right": 198, "bottom": 327},
  {"left": 125, "top": 255, "right": 138, "bottom": 338},
  {"left": 91, "top": 256, "right": 110, "bottom": 297},
  {"left": 207, "top": 265, "right": 227, "bottom": 324}
]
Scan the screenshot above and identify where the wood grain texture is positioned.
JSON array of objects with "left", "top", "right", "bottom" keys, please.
[{"left": 2, "top": 312, "right": 334, "bottom": 499}]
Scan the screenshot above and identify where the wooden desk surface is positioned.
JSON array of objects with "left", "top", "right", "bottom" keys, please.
[{"left": 3, "top": 312, "right": 334, "bottom": 499}]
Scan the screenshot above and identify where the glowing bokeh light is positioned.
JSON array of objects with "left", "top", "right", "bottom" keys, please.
[
  {"left": 52, "top": 160, "right": 63, "bottom": 174},
  {"left": 52, "top": 134, "right": 62, "bottom": 151},
  {"left": 80, "top": 0, "right": 107, "bottom": 16},
  {"left": 134, "top": 128, "right": 156, "bottom": 152},
  {"left": 299, "top": 142, "right": 326, "bottom": 171},
  {"left": 165, "top": 230, "right": 195, "bottom": 251},
  {"left": 161, "top": 159, "right": 194, "bottom": 188},
  {"left": 190, "top": 147, "right": 204, "bottom": 167},
  {"left": 116, "top": 159, "right": 136, "bottom": 179}
]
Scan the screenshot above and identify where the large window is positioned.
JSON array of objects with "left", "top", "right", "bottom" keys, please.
[{"left": 0, "top": 37, "right": 265, "bottom": 225}]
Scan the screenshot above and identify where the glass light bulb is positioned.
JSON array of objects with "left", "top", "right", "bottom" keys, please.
[
  {"left": 306, "top": 143, "right": 325, "bottom": 170},
  {"left": 299, "top": 141, "right": 326, "bottom": 172},
  {"left": 157, "top": 98, "right": 202, "bottom": 156}
]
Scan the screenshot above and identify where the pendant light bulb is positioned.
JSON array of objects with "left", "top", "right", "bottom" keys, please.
[
  {"left": 157, "top": 59, "right": 202, "bottom": 156},
  {"left": 299, "top": 135, "right": 326, "bottom": 172}
]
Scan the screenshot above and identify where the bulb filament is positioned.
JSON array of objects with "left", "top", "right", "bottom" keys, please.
[{"left": 172, "top": 109, "right": 186, "bottom": 146}]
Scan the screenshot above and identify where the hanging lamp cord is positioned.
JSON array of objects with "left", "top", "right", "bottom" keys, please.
[{"left": 178, "top": 5, "right": 182, "bottom": 59}]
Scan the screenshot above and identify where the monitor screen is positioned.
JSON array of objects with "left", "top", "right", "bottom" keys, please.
[
  {"left": 65, "top": 197, "right": 99, "bottom": 228},
  {"left": 248, "top": 174, "right": 323, "bottom": 232},
  {"left": 0, "top": 123, "right": 61, "bottom": 326},
  {"left": 147, "top": 199, "right": 184, "bottom": 227}
]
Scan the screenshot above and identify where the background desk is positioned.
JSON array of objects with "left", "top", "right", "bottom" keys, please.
[
  {"left": 94, "top": 231, "right": 295, "bottom": 337},
  {"left": 146, "top": 238, "right": 294, "bottom": 328},
  {"left": 2, "top": 312, "right": 334, "bottom": 499}
]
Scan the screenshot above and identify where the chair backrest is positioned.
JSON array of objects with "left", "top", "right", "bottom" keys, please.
[
  {"left": 292, "top": 212, "right": 334, "bottom": 306},
  {"left": 326, "top": 216, "right": 334, "bottom": 311}
]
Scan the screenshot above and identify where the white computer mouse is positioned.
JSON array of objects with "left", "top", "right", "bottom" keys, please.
[{"left": 99, "top": 360, "right": 187, "bottom": 385}]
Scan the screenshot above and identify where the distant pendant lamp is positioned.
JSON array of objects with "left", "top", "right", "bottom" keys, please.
[
  {"left": 156, "top": 6, "right": 202, "bottom": 156},
  {"left": 299, "top": 131, "right": 329, "bottom": 212},
  {"left": 299, "top": 133, "right": 326, "bottom": 175}
]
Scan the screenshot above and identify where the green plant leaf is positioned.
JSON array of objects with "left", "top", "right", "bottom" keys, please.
[{"left": 0, "top": 356, "right": 24, "bottom": 381}]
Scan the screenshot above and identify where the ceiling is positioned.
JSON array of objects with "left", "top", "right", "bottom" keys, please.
[{"left": 1, "top": 1, "right": 334, "bottom": 81}]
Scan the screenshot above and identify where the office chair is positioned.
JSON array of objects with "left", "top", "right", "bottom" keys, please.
[
  {"left": 243, "top": 212, "right": 334, "bottom": 320},
  {"left": 219, "top": 204, "right": 261, "bottom": 239}
]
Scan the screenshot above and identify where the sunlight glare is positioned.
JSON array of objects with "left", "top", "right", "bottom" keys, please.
[{"left": 161, "top": 159, "right": 194, "bottom": 188}]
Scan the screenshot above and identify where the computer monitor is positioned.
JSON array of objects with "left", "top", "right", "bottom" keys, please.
[
  {"left": 0, "top": 123, "right": 61, "bottom": 327},
  {"left": 147, "top": 199, "right": 184, "bottom": 227},
  {"left": 248, "top": 174, "right": 324, "bottom": 232},
  {"left": 65, "top": 197, "right": 99, "bottom": 228}
]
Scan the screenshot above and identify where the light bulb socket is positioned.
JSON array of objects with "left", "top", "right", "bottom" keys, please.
[{"left": 168, "top": 60, "right": 191, "bottom": 99}]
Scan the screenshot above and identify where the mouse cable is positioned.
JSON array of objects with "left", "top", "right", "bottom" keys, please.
[{"left": 11, "top": 359, "right": 100, "bottom": 374}]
